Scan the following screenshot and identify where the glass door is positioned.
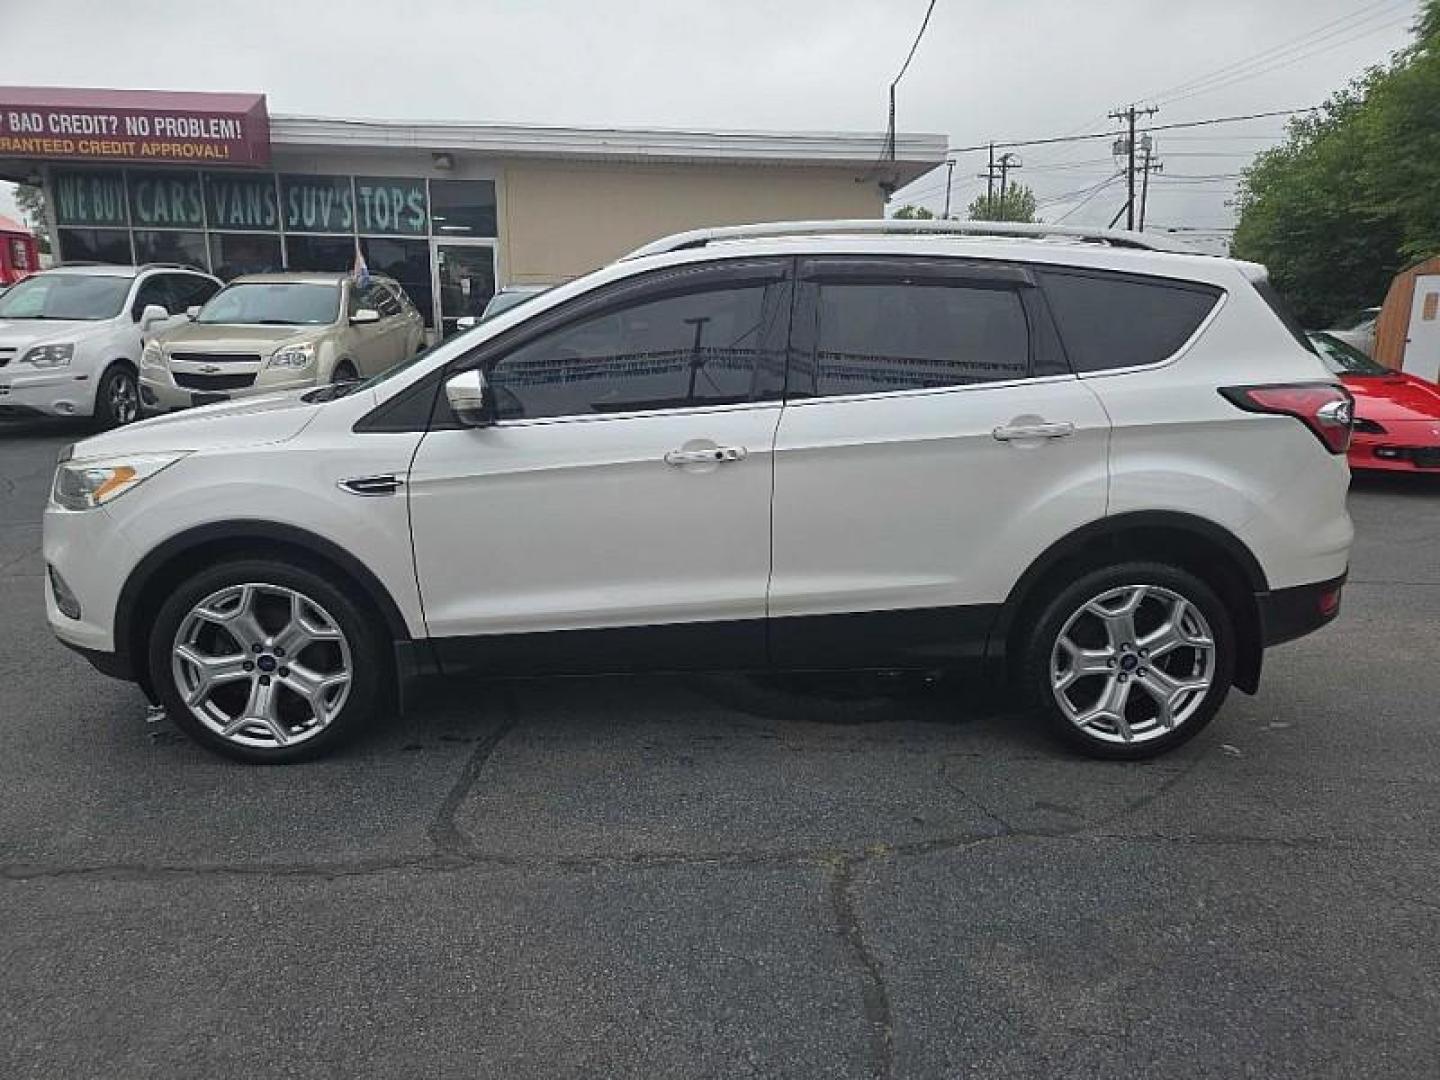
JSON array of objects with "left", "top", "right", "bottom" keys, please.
[{"left": 432, "top": 241, "right": 498, "bottom": 337}]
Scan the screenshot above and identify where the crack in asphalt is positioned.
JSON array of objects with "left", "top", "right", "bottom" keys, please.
[
  {"left": 829, "top": 856, "right": 895, "bottom": 1080},
  {"left": 426, "top": 686, "right": 522, "bottom": 864}
]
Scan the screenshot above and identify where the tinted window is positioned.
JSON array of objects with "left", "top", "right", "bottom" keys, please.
[
  {"left": 168, "top": 274, "right": 220, "bottom": 312},
  {"left": 372, "top": 283, "right": 403, "bottom": 317},
  {"left": 130, "top": 276, "right": 173, "bottom": 319},
  {"left": 133, "top": 231, "right": 209, "bottom": 272},
  {"left": 800, "top": 281, "right": 1030, "bottom": 397},
  {"left": 56, "top": 228, "right": 132, "bottom": 265},
  {"left": 286, "top": 235, "right": 354, "bottom": 272},
  {"left": 488, "top": 283, "right": 783, "bottom": 420},
  {"left": 429, "top": 179, "right": 497, "bottom": 237},
  {"left": 1042, "top": 270, "right": 1221, "bottom": 372},
  {"left": 210, "top": 233, "right": 283, "bottom": 280}
]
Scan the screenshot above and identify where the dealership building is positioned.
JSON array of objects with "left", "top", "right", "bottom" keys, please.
[{"left": 0, "top": 86, "right": 945, "bottom": 335}]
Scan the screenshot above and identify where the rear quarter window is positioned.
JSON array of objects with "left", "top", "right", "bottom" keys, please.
[{"left": 1041, "top": 269, "right": 1222, "bottom": 373}]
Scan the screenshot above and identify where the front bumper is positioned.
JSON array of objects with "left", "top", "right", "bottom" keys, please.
[
  {"left": 0, "top": 368, "right": 94, "bottom": 418},
  {"left": 140, "top": 366, "right": 317, "bottom": 412},
  {"left": 1349, "top": 424, "right": 1440, "bottom": 472},
  {"left": 1257, "top": 573, "right": 1346, "bottom": 647}
]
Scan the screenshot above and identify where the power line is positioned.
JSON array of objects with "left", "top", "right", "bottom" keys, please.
[
  {"left": 1052, "top": 174, "right": 1125, "bottom": 223},
  {"left": 1159, "top": 13, "right": 1414, "bottom": 107},
  {"left": 1141, "top": 0, "right": 1406, "bottom": 104},
  {"left": 936, "top": 107, "right": 1313, "bottom": 157},
  {"left": 891, "top": 0, "right": 939, "bottom": 88}
]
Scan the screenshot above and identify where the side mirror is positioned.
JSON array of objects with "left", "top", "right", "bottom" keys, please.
[
  {"left": 185, "top": 305, "right": 201, "bottom": 320},
  {"left": 455, "top": 315, "right": 479, "bottom": 331},
  {"left": 445, "top": 369, "right": 494, "bottom": 428},
  {"left": 138, "top": 303, "right": 170, "bottom": 329},
  {"left": 350, "top": 308, "right": 381, "bottom": 325}
]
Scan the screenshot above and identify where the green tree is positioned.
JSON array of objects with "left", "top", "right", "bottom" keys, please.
[
  {"left": 13, "top": 183, "right": 51, "bottom": 254},
  {"left": 892, "top": 204, "right": 936, "bottom": 219},
  {"left": 967, "top": 184, "right": 1037, "bottom": 223},
  {"left": 1232, "top": 1, "right": 1440, "bottom": 325}
]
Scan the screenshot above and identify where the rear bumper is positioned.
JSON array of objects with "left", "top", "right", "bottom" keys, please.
[{"left": 1257, "top": 573, "right": 1346, "bottom": 647}]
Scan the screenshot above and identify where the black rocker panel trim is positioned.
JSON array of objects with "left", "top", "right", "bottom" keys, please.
[{"left": 430, "top": 603, "right": 999, "bottom": 679}]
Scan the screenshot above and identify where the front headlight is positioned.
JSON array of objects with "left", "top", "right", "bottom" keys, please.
[
  {"left": 23, "top": 343, "right": 73, "bottom": 368},
  {"left": 52, "top": 452, "right": 188, "bottom": 511},
  {"left": 268, "top": 342, "right": 315, "bottom": 369},
  {"left": 141, "top": 340, "right": 165, "bottom": 369}
]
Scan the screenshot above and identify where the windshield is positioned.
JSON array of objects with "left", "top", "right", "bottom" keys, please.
[
  {"left": 1308, "top": 332, "right": 1390, "bottom": 376},
  {"left": 197, "top": 282, "right": 341, "bottom": 326},
  {"left": 0, "top": 274, "right": 131, "bottom": 321}
]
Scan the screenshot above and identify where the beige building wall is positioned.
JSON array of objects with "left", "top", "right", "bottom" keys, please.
[{"left": 501, "top": 160, "right": 885, "bottom": 284}]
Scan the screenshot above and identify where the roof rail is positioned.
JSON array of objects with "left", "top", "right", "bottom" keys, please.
[
  {"left": 139, "top": 261, "right": 207, "bottom": 273},
  {"left": 621, "top": 218, "right": 1194, "bottom": 261}
]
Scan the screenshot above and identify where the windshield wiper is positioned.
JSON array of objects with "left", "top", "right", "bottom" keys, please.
[
  {"left": 256, "top": 319, "right": 303, "bottom": 325},
  {"left": 302, "top": 380, "right": 364, "bottom": 404}
]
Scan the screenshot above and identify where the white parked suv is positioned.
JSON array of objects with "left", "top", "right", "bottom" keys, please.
[
  {"left": 0, "top": 264, "right": 221, "bottom": 427},
  {"left": 42, "top": 220, "right": 1354, "bottom": 763}
]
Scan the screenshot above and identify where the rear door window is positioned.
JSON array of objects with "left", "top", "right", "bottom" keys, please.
[
  {"left": 791, "top": 259, "right": 1036, "bottom": 398},
  {"left": 1041, "top": 269, "right": 1222, "bottom": 373}
]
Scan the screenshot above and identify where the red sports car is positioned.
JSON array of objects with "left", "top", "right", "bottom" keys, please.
[{"left": 1309, "top": 331, "right": 1440, "bottom": 473}]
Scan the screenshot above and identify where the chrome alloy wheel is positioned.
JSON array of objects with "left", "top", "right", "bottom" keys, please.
[
  {"left": 171, "top": 583, "right": 353, "bottom": 749},
  {"left": 1049, "top": 584, "right": 1215, "bottom": 745},
  {"left": 109, "top": 371, "right": 139, "bottom": 425}
]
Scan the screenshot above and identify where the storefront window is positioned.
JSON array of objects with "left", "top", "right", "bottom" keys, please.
[
  {"left": 57, "top": 228, "right": 133, "bottom": 265},
  {"left": 285, "top": 235, "right": 354, "bottom": 272},
  {"left": 429, "top": 179, "right": 497, "bottom": 237},
  {"left": 127, "top": 170, "right": 205, "bottom": 229},
  {"left": 52, "top": 170, "right": 128, "bottom": 227},
  {"left": 361, "top": 237, "right": 434, "bottom": 327},
  {"left": 205, "top": 173, "right": 280, "bottom": 231},
  {"left": 133, "top": 230, "right": 210, "bottom": 270},
  {"left": 355, "top": 177, "right": 428, "bottom": 236},
  {"left": 281, "top": 175, "right": 355, "bottom": 233},
  {"left": 209, "top": 233, "right": 283, "bottom": 280}
]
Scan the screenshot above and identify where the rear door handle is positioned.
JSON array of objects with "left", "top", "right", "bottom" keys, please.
[
  {"left": 664, "top": 446, "right": 748, "bottom": 466},
  {"left": 992, "top": 422, "right": 1075, "bottom": 442}
]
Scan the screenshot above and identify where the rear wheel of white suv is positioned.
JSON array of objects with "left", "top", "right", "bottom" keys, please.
[
  {"left": 1022, "top": 562, "right": 1235, "bottom": 759},
  {"left": 147, "top": 559, "right": 385, "bottom": 763}
]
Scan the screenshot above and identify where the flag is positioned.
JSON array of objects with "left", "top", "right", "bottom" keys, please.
[{"left": 352, "top": 240, "right": 370, "bottom": 289}]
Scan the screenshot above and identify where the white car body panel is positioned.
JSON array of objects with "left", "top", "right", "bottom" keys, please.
[
  {"left": 409, "top": 402, "right": 781, "bottom": 638},
  {"left": 769, "top": 376, "right": 1110, "bottom": 616}
]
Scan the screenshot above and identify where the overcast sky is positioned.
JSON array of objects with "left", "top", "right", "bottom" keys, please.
[{"left": 0, "top": 0, "right": 1423, "bottom": 251}]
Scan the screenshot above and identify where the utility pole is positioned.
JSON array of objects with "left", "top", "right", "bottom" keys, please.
[
  {"left": 942, "top": 159, "right": 956, "bottom": 219},
  {"left": 1138, "top": 138, "right": 1162, "bottom": 231},
  {"left": 997, "top": 152, "right": 1022, "bottom": 201},
  {"left": 1109, "top": 104, "right": 1157, "bottom": 230},
  {"left": 983, "top": 142, "right": 996, "bottom": 202}
]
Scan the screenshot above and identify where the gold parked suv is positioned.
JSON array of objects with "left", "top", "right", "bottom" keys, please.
[{"left": 139, "top": 272, "right": 425, "bottom": 411}]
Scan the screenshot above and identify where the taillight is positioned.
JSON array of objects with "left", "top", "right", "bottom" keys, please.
[{"left": 1219, "top": 383, "right": 1355, "bottom": 454}]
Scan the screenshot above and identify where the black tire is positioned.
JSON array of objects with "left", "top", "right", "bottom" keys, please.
[
  {"left": 1021, "top": 561, "right": 1235, "bottom": 760},
  {"left": 94, "top": 363, "right": 140, "bottom": 429},
  {"left": 332, "top": 360, "right": 358, "bottom": 384},
  {"left": 148, "top": 558, "right": 388, "bottom": 764}
]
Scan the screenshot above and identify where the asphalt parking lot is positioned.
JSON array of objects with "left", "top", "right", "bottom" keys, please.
[{"left": 2, "top": 416, "right": 1438, "bottom": 1079}]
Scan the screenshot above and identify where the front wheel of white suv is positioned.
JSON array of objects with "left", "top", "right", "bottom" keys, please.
[
  {"left": 147, "top": 559, "right": 386, "bottom": 763},
  {"left": 94, "top": 363, "right": 141, "bottom": 429},
  {"left": 1022, "top": 562, "right": 1235, "bottom": 759}
]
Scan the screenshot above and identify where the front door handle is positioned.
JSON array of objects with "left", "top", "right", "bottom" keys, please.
[
  {"left": 664, "top": 445, "right": 748, "bottom": 466},
  {"left": 992, "top": 421, "right": 1075, "bottom": 442}
]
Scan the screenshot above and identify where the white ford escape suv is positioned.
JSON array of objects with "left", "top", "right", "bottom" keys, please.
[
  {"left": 42, "top": 220, "right": 1354, "bottom": 764},
  {"left": 0, "top": 264, "right": 221, "bottom": 427}
]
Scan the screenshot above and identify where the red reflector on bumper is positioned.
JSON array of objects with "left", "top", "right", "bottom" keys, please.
[{"left": 1319, "top": 588, "right": 1342, "bottom": 617}]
